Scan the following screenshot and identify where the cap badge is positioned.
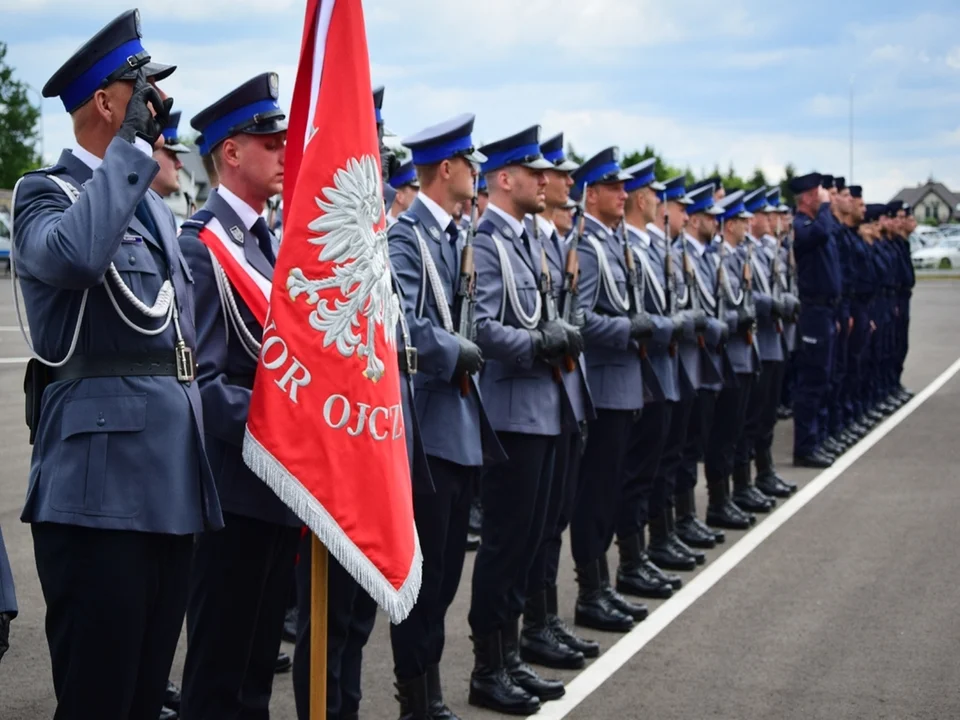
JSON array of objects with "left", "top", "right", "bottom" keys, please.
[{"left": 269, "top": 73, "right": 279, "bottom": 98}]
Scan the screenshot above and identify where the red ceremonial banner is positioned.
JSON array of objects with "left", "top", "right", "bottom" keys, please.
[{"left": 242, "top": 0, "right": 420, "bottom": 623}]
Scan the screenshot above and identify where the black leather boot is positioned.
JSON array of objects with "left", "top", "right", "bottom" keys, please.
[
  {"left": 665, "top": 509, "right": 706, "bottom": 565},
  {"left": 469, "top": 630, "right": 540, "bottom": 715},
  {"left": 732, "top": 464, "right": 775, "bottom": 514},
  {"left": 504, "top": 617, "right": 565, "bottom": 701},
  {"left": 754, "top": 448, "right": 795, "bottom": 496},
  {"left": 427, "top": 664, "right": 460, "bottom": 720},
  {"left": 676, "top": 490, "right": 723, "bottom": 546},
  {"left": 616, "top": 534, "right": 673, "bottom": 599},
  {"left": 521, "top": 590, "right": 585, "bottom": 670},
  {"left": 545, "top": 584, "right": 599, "bottom": 658},
  {"left": 706, "top": 479, "right": 753, "bottom": 530},
  {"left": 575, "top": 560, "right": 634, "bottom": 632},
  {"left": 599, "top": 554, "right": 648, "bottom": 621},
  {"left": 466, "top": 497, "right": 482, "bottom": 551},
  {"left": 648, "top": 512, "right": 696, "bottom": 571},
  {"left": 396, "top": 673, "right": 431, "bottom": 720},
  {"left": 822, "top": 436, "right": 844, "bottom": 456}
]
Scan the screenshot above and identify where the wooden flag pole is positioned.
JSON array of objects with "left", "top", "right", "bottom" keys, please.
[{"left": 310, "top": 535, "right": 329, "bottom": 720}]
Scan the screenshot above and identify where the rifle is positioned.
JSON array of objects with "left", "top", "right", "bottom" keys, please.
[
  {"left": 770, "top": 221, "right": 785, "bottom": 334},
  {"left": 561, "top": 189, "right": 587, "bottom": 329},
  {"left": 454, "top": 175, "right": 480, "bottom": 396},
  {"left": 534, "top": 218, "right": 564, "bottom": 383},
  {"left": 679, "top": 219, "right": 706, "bottom": 349},
  {"left": 741, "top": 241, "right": 757, "bottom": 346},
  {"left": 621, "top": 219, "right": 649, "bottom": 359},
  {"left": 662, "top": 206, "right": 679, "bottom": 356}
]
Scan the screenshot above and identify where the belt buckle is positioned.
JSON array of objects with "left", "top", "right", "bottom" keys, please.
[
  {"left": 405, "top": 346, "right": 418, "bottom": 376},
  {"left": 176, "top": 341, "right": 196, "bottom": 383}
]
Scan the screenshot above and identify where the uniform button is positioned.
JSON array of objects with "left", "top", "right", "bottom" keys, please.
[
  {"left": 127, "top": 172, "right": 139, "bottom": 184},
  {"left": 129, "top": 255, "right": 136, "bottom": 265},
  {"left": 96, "top": 417, "right": 106, "bottom": 427}
]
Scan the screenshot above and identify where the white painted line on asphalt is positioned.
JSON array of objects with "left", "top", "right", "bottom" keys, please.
[
  {"left": 0, "top": 357, "right": 29, "bottom": 365},
  {"left": 531, "top": 356, "right": 960, "bottom": 720}
]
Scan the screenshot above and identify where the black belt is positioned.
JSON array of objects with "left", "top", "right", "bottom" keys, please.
[
  {"left": 49, "top": 353, "right": 181, "bottom": 383},
  {"left": 799, "top": 295, "right": 839, "bottom": 308}
]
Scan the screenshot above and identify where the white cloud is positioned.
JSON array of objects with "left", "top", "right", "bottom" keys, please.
[
  {"left": 721, "top": 48, "right": 812, "bottom": 69},
  {"left": 0, "top": 0, "right": 298, "bottom": 19},
  {"left": 806, "top": 93, "right": 849, "bottom": 118},
  {"left": 946, "top": 47, "right": 960, "bottom": 70}
]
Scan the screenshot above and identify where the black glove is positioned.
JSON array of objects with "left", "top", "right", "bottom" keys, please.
[
  {"left": 783, "top": 293, "right": 800, "bottom": 319},
  {"left": 559, "top": 319, "right": 584, "bottom": 360},
  {"left": 0, "top": 612, "right": 10, "bottom": 664},
  {"left": 718, "top": 319, "right": 730, "bottom": 343},
  {"left": 454, "top": 335, "right": 484, "bottom": 376},
  {"left": 629, "top": 313, "right": 655, "bottom": 341},
  {"left": 736, "top": 306, "right": 756, "bottom": 333},
  {"left": 117, "top": 70, "right": 171, "bottom": 147},
  {"left": 770, "top": 298, "right": 785, "bottom": 318},
  {"left": 530, "top": 321, "right": 569, "bottom": 361},
  {"left": 380, "top": 144, "right": 401, "bottom": 185},
  {"left": 690, "top": 309, "right": 708, "bottom": 333},
  {"left": 669, "top": 314, "right": 685, "bottom": 340}
]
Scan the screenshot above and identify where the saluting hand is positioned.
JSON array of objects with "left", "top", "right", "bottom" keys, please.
[{"left": 117, "top": 69, "right": 174, "bottom": 148}]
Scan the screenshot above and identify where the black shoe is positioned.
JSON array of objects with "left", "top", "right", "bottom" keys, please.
[
  {"left": 755, "top": 473, "right": 792, "bottom": 498},
  {"left": 616, "top": 534, "right": 673, "bottom": 599},
  {"left": 793, "top": 450, "right": 833, "bottom": 468},
  {"left": 777, "top": 405, "right": 793, "bottom": 419},
  {"left": 164, "top": 681, "right": 181, "bottom": 711},
  {"left": 878, "top": 401, "right": 897, "bottom": 415},
  {"left": 649, "top": 514, "right": 697, "bottom": 571},
  {"left": 643, "top": 555, "right": 682, "bottom": 590},
  {"left": 521, "top": 591, "right": 585, "bottom": 670},
  {"left": 706, "top": 501, "right": 752, "bottom": 530},
  {"left": 504, "top": 618, "right": 565, "bottom": 701},
  {"left": 396, "top": 673, "right": 431, "bottom": 720},
  {"left": 465, "top": 532, "right": 481, "bottom": 552},
  {"left": 847, "top": 422, "right": 868, "bottom": 439},
  {"left": 545, "top": 584, "right": 600, "bottom": 658},
  {"left": 822, "top": 436, "right": 843, "bottom": 456},
  {"left": 574, "top": 561, "right": 634, "bottom": 633},
  {"left": 675, "top": 514, "right": 718, "bottom": 549},
  {"left": 866, "top": 408, "right": 885, "bottom": 423},
  {"left": 159, "top": 708, "right": 178, "bottom": 720},
  {"left": 427, "top": 664, "right": 460, "bottom": 720},
  {"left": 275, "top": 651, "right": 292, "bottom": 674},
  {"left": 598, "top": 555, "right": 647, "bottom": 621},
  {"left": 282, "top": 606, "right": 298, "bottom": 644},
  {"left": 468, "top": 498, "right": 483, "bottom": 535},
  {"left": 897, "top": 387, "right": 915, "bottom": 402},
  {"left": 469, "top": 631, "right": 541, "bottom": 715},
  {"left": 732, "top": 485, "right": 775, "bottom": 514}
]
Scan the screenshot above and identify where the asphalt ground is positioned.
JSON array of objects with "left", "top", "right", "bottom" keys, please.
[{"left": 1, "top": 278, "right": 959, "bottom": 719}]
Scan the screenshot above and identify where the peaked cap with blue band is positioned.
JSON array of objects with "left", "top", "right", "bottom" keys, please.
[
  {"left": 658, "top": 174, "right": 693, "bottom": 204},
  {"left": 373, "top": 85, "right": 385, "bottom": 125},
  {"left": 743, "top": 186, "right": 769, "bottom": 214},
  {"left": 161, "top": 111, "right": 191, "bottom": 154},
  {"left": 624, "top": 158, "right": 665, "bottom": 193},
  {"left": 540, "top": 133, "right": 579, "bottom": 172},
  {"left": 402, "top": 113, "right": 487, "bottom": 167},
  {"left": 191, "top": 72, "right": 287, "bottom": 156},
  {"left": 685, "top": 184, "right": 722, "bottom": 216},
  {"left": 765, "top": 187, "right": 787, "bottom": 212},
  {"left": 388, "top": 160, "right": 419, "bottom": 189},
  {"left": 477, "top": 175, "right": 488, "bottom": 193},
  {"left": 480, "top": 125, "right": 554, "bottom": 175},
  {"left": 689, "top": 176, "right": 725, "bottom": 195},
  {"left": 716, "top": 190, "right": 753, "bottom": 221},
  {"left": 571, "top": 147, "right": 631, "bottom": 191},
  {"left": 43, "top": 9, "right": 176, "bottom": 113},
  {"left": 788, "top": 172, "right": 822, "bottom": 195}
]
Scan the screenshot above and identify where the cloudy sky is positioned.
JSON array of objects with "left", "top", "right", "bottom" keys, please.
[{"left": 5, "top": 0, "right": 960, "bottom": 201}]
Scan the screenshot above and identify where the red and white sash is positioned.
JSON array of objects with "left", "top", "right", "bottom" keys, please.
[{"left": 197, "top": 218, "right": 272, "bottom": 325}]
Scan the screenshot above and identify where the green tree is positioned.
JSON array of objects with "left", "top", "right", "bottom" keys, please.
[
  {"left": 722, "top": 163, "right": 745, "bottom": 191},
  {"left": 780, "top": 163, "right": 797, "bottom": 206},
  {"left": 566, "top": 144, "right": 585, "bottom": 165},
  {"left": 0, "top": 42, "right": 42, "bottom": 187},
  {"left": 747, "top": 167, "right": 768, "bottom": 189}
]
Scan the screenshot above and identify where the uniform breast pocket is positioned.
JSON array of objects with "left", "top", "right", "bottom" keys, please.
[
  {"left": 50, "top": 394, "right": 148, "bottom": 518},
  {"left": 511, "top": 267, "right": 539, "bottom": 319},
  {"left": 113, "top": 242, "right": 160, "bottom": 300}
]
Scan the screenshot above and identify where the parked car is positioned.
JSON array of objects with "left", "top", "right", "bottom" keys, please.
[
  {"left": 0, "top": 211, "right": 10, "bottom": 274},
  {"left": 909, "top": 228, "right": 940, "bottom": 254},
  {"left": 912, "top": 236, "right": 960, "bottom": 270}
]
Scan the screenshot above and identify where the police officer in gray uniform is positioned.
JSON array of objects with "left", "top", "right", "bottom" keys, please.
[
  {"left": 387, "top": 113, "right": 503, "bottom": 720},
  {"left": 175, "top": 73, "right": 299, "bottom": 719},
  {"left": 13, "top": 10, "right": 223, "bottom": 718},
  {"left": 468, "top": 125, "right": 573, "bottom": 715}
]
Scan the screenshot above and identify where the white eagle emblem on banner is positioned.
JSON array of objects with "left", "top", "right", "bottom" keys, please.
[{"left": 287, "top": 155, "right": 400, "bottom": 382}]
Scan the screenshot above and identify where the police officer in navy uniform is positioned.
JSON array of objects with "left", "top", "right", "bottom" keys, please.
[
  {"left": 177, "top": 73, "right": 300, "bottom": 719},
  {"left": 615, "top": 158, "right": 689, "bottom": 595},
  {"left": 14, "top": 10, "right": 223, "bottom": 718},
  {"left": 386, "top": 160, "right": 421, "bottom": 227},
  {"left": 889, "top": 201, "right": 915, "bottom": 404},
  {"left": 521, "top": 132, "right": 599, "bottom": 669},
  {"left": 790, "top": 172, "right": 841, "bottom": 468},
  {"left": 842, "top": 185, "right": 873, "bottom": 441},
  {"left": 0, "top": 525, "right": 16, "bottom": 664},
  {"left": 568, "top": 148, "right": 651, "bottom": 635},
  {"left": 467, "top": 126, "right": 573, "bottom": 715},
  {"left": 387, "top": 113, "right": 504, "bottom": 720}
]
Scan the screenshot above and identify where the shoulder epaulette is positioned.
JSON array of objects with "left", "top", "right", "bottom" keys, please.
[
  {"left": 181, "top": 208, "right": 215, "bottom": 230},
  {"left": 24, "top": 164, "right": 66, "bottom": 177},
  {"left": 397, "top": 213, "right": 417, "bottom": 226}
]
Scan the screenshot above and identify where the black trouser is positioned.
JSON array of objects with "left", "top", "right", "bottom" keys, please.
[
  {"left": 570, "top": 409, "right": 636, "bottom": 566},
  {"left": 662, "top": 389, "right": 697, "bottom": 506},
  {"left": 293, "top": 534, "right": 377, "bottom": 720},
  {"left": 181, "top": 513, "right": 300, "bottom": 720},
  {"left": 391, "top": 455, "right": 475, "bottom": 680},
  {"left": 739, "top": 361, "right": 781, "bottom": 469},
  {"left": 676, "top": 390, "right": 718, "bottom": 493},
  {"left": 705, "top": 374, "right": 755, "bottom": 484},
  {"left": 32, "top": 523, "right": 192, "bottom": 720},
  {"left": 531, "top": 428, "right": 584, "bottom": 593},
  {"left": 469, "top": 432, "right": 557, "bottom": 636},
  {"left": 617, "top": 402, "right": 673, "bottom": 540}
]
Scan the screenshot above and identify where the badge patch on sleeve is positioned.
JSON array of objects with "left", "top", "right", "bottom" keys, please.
[{"left": 802, "top": 335, "right": 818, "bottom": 345}]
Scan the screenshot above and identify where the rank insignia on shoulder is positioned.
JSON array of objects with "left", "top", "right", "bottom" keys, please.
[
  {"left": 122, "top": 233, "right": 144, "bottom": 244},
  {"left": 230, "top": 226, "right": 245, "bottom": 245},
  {"left": 397, "top": 214, "right": 416, "bottom": 226},
  {"left": 503, "top": 227, "right": 513, "bottom": 238}
]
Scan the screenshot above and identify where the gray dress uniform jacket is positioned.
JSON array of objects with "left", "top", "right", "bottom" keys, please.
[{"left": 13, "top": 138, "right": 222, "bottom": 534}]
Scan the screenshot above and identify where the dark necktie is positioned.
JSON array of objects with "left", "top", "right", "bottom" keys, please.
[
  {"left": 252, "top": 217, "right": 277, "bottom": 265},
  {"left": 519, "top": 228, "right": 531, "bottom": 257},
  {"left": 134, "top": 199, "right": 160, "bottom": 242}
]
